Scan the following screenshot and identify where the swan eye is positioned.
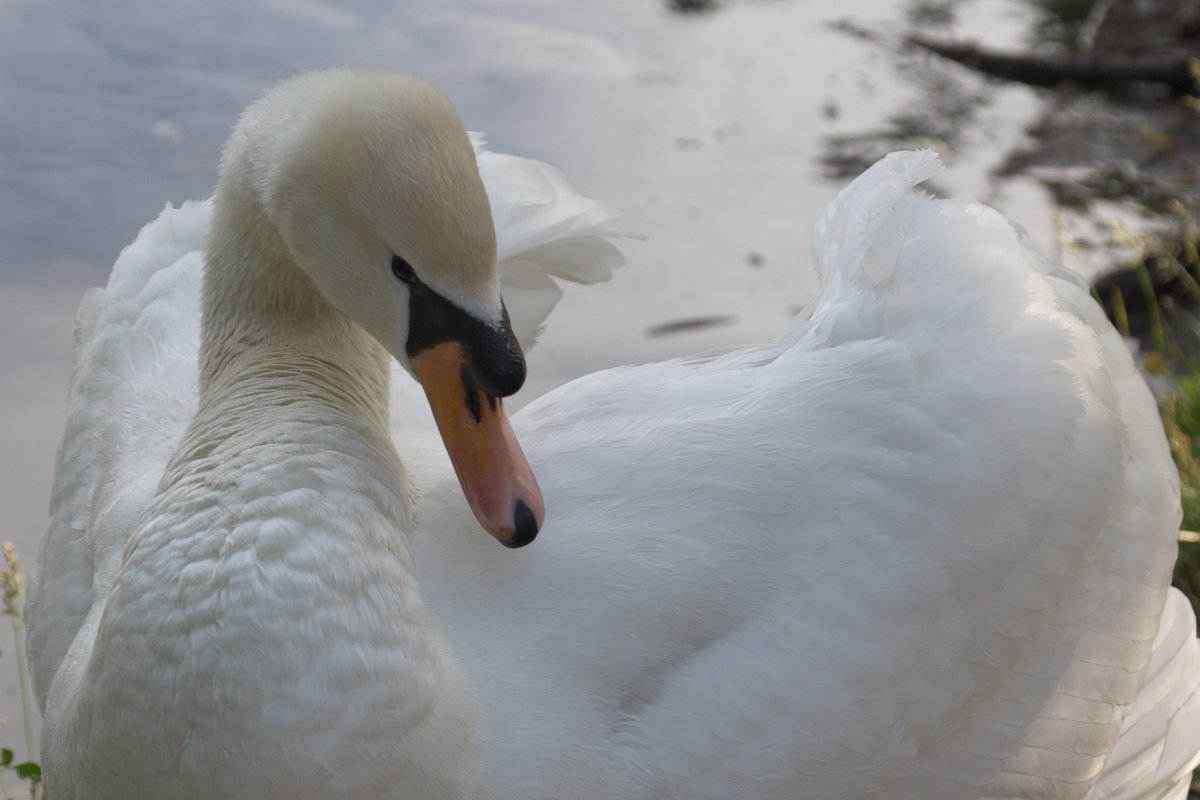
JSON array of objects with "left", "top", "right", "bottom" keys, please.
[{"left": 391, "top": 254, "right": 416, "bottom": 284}]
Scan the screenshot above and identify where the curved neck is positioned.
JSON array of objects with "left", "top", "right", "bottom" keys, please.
[
  {"left": 199, "top": 151, "right": 391, "bottom": 421},
  {"left": 139, "top": 137, "right": 484, "bottom": 798}
]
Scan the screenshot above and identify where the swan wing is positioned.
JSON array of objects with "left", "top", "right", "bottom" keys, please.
[
  {"left": 417, "top": 151, "right": 1197, "bottom": 799},
  {"left": 27, "top": 201, "right": 208, "bottom": 709},
  {"left": 1088, "top": 588, "right": 1200, "bottom": 799}
]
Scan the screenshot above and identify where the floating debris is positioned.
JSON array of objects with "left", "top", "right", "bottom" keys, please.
[
  {"left": 646, "top": 315, "right": 735, "bottom": 337},
  {"left": 667, "top": 0, "right": 719, "bottom": 13}
]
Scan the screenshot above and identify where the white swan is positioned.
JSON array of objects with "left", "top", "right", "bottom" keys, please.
[{"left": 27, "top": 69, "right": 1200, "bottom": 799}]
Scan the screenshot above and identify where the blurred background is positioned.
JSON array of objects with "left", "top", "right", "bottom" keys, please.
[{"left": 2, "top": 0, "right": 1196, "bottom": 775}]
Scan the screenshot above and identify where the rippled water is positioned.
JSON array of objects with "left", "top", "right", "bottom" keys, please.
[{"left": 0, "top": 0, "right": 1048, "bottom": 759}]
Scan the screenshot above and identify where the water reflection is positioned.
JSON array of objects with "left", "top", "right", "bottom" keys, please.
[
  {"left": 820, "top": 9, "right": 998, "bottom": 181},
  {"left": 820, "top": 0, "right": 1200, "bottom": 264}
]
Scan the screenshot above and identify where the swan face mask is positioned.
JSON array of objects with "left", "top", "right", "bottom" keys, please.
[{"left": 268, "top": 75, "right": 545, "bottom": 547}]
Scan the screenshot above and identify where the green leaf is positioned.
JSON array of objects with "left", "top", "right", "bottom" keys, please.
[
  {"left": 0, "top": 749, "right": 12, "bottom": 767},
  {"left": 14, "top": 762, "right": 39, "bottom": 783}
]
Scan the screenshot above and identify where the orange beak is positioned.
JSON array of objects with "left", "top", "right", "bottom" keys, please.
[{"left": 412, "top": 341, "right": 545, "bottom": 547}]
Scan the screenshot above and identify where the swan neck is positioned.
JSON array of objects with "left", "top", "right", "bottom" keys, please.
[{"left": 198, "top": 156, "right": 392, "bottom": 432}]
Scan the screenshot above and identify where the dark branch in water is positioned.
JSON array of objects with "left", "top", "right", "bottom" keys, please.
[{"left": 908, "top": 35, "right": 1199, "bottom": 96}]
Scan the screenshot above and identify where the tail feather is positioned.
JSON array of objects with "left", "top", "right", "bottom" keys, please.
[{"left": 810, "top": 149, "right": 941, "bottom": 289}]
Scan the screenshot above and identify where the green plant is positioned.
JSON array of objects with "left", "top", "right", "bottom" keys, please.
[
  {"left": 1097, "top": 208, "right": 1200, "bottom": 620},
  {"left": 1163, "top": 378, "right": 1200, "bottom": 618},
  {"left": 0, "top": 544, "right": 39, "bottom": 800}
]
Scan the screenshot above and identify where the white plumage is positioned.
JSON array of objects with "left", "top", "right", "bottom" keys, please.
[{"left": 27, "top": 69, "right": 1200, "bottom": 799}]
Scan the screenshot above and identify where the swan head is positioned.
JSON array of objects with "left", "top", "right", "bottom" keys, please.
[{"left": 246, "top": 69, "right": 543, "bottom": 547}]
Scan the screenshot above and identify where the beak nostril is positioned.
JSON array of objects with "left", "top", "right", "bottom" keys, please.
[{"left": 460, "top": 364, "right": 482, "bottom": 424}]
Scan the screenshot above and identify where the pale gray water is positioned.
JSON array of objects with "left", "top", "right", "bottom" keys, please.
[{"left": 0, "top": 0, "right": 1048, "bottom": 763}]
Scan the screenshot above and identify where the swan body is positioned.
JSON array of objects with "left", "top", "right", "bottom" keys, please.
[{"left": 28, "top": 69, "right": 1200, "bottom": 799}]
